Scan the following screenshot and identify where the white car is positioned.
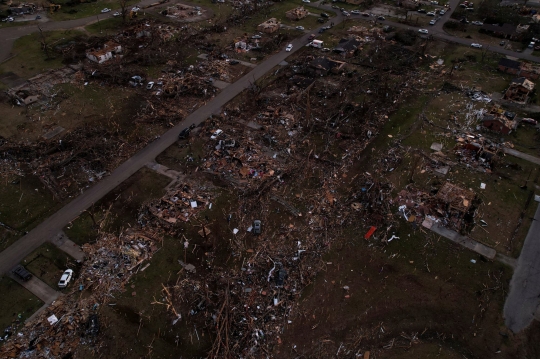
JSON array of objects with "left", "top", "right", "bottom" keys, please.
[
  {"left": 101, "top": 8, "right": 111, "bottom": 13},
  {"left": 58, "top": 269, "right": 74, "bottom": 288},
  {"left": 132, "top": 6, "right": 140, "bottom": 12},
  {"left": 426, "top": 11, "right": 436, "bottom": 16},
  {"left": 211, "top": 129, "right": 223, "bottom": 139},
  {"left": 296, "top": 26, "right": 304, "bottom": 30},
  {"left": 302, "top": 0, "right": 310, "bottom": 2},
  {"left": 147, "top": 81, "right": 154, "bottom": 90},
  {"left": 471, "top": 43, "right": 482, "bottom": 48},
  {"left": 429, "top": 19, "right": 436, "bottom": 25},
  {"left": 252, "top": 35, "right": 262, "bottom": 39},
  {"left": 286, "top": 44, "right": 293, "bottom": 52},
  {"left": 351, "top": 10, "right": 361, "bottom": 15},
  {"left": 440, "top": 9, "right": 446, "bottom": 15},
  {"left": 418, "top": 29, "right": 429, "bottom": 34},
  {"left": 7, "top": 16, "right": 14, "bottom": 22},
  {"left": 471, "top": 21, "right": 483, "bottom": 25},
  {"left": 113, "top": 12, "right": 120, "bottom": 17}
]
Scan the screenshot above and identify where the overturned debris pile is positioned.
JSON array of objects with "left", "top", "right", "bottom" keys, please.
[{"left": 0, "top": 230, "right": 162, "bottom": 359}]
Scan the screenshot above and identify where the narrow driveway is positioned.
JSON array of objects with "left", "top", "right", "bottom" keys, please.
[
  {"left": 0, "top": 16, "right": 342, "bottom": 275},
  {"left": 504, "top": 204, "right": 540, "bottom": 332},
  {"left": 9, "top": 273, "right": 61, "bottom": 305}
]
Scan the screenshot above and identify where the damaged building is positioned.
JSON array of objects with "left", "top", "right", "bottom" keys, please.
[
  {"left": 285, "top": 6, "right": 309, "bottom": 20},
  {"left": 257, "top": 18, "right": 280, "bottom": 33},
  {"left": 503, "top": 77, "right": 535, "bottom": 104}
]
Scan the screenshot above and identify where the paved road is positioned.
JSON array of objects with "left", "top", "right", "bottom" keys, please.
[
  {"left": 503, "top": 147, "right": 540, "bottom": 166},
  {"left": 0, "top": 15, "right": 343, "bottom": 275},
  {"left": 504, "top": 204, "right": 540, "bottom": 332}
]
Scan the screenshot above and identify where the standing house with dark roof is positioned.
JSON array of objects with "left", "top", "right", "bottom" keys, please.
[
  {"left": 333, "top": 38, "right": 362, "bottom": 58},
  {"left": 497, "top": 58, "right": 540, "bottom": 80},
  {"left": 480, "top": 23, "right": 517, "bottom": 39}
]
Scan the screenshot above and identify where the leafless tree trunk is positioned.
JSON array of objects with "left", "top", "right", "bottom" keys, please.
[
  {"left": 37, "top": 25, "right": 50, "bottom": 59},
  {"left": 119, "top": 0, "right": 129, "bottom": 24}
]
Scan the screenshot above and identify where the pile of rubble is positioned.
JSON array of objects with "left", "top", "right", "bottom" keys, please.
[{"left": 0, "top": 230, "right": 162, "bottom": 359}]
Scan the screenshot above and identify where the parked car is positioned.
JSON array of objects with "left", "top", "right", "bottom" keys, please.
[
  {"left": 426, "top": 11, "right": 436, "bottom": 16},
  {"left": 101, "top": 8, "right": 111, "bottom": 13},
  {"left": 528, "top": 41, "right": 535, "bottom": 48},
  {"left": 362, "top": 12, "right": 370, "bottom": 16},
  {"left": 470, "top": 43, "right": 482, "bottom": 48},
  {"left": 321, "top": 47, "right": 330, "bottom": 52},
  {"left": 286, "top": 44, "right": 293, "bottom": 52},
  {"left": 253, "top": 220, "right": 262, "bottom": 234},
  {"left": 229, "top": 59, "right": 240, "bottom": 65},
  {"left": 7, "top": 16, "right": 14, "bottom": 22},
  {"left": 439, "top": 9, "right": 446, "bottom": 15},
  {"left": 211, "top": 129, "right": 223, "bottom": 139},
  {"left": 431, "top": 1, "right": 439, "bottom": 4},
  {"left": 321, "top": 12, "right": 329, "bottom": 18},
  {"left": 429, "top": 19, "right": 436, "bottom": 25},
  {"left": 295, "top": 26, "right": 304, "bottom": 30},
  {"left": 418, "top": 28, "right": 429, "bottom": 34},
  {"left": 471, "top": 21, "right": 483, "bottom": 25},
  {"left": 343, "top": 11, "right": 350, "bottom": 16},
  {"left": 302, "top": 0, "right": 310, "bottom": 3},
  {"left": 12, "top": 265, "right": 32, "bottom": 281},
  {"left": 499, "top": 40, "right": 506, "bottom": 46},
  {"left": 178, "top": 124, "right": 195, "bottom": 139},
  {"left": 522, "top": 118, "right": 538, "bottom": 125},
  {"left": 317, "top": 17, "right": 325, "bottom": 23},
  {"left": 113, "top": 12, "right": 120, "bottom": 17},
  {"left": 35, "top": 15, "right": 41, "bottom": 19},
  {"left": 417, "top": 9, "right": 426, "bottom": 13},
  {"left": 377, "top": 16, "right": 385, "bottom": 20},
  {"left": 252, "top": 34, "right": 261, "bottom": 39},
  {"left": 58, "top": 269, "right": 74, "bottom": 288},
  {"left": 351, "top": 10, "right": 360, "bottom": 15},
  {"left": 132, "top": 6, "right": 140, "bottom": 11},
  {"left": 146, "top": 81, "right": 155, "bottom": 90}
]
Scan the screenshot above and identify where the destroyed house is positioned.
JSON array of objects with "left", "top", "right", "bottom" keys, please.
[
  {"left": 503, "top": 77, "right": 535, "bottom": 104},
  {"left": 86, "top": 48, "right": 113, "bottom": 64},
  {"left": 257, "top": 18, "right": 280, "bottom": 34},
  {"left": 104, "top": 41, "right": 122, "bottom": 54},
  {"left": 436, "top": 182, "right": 475, "bottom": 217},
  {"left": 480, "top": 23, "right": 517, "bottom": 39},
  {"left": 289, "top": 75, "right": 316, "bottom": 88},
  {"left": 309, "top": 57, "right": 346, "bottom": 76},
  {"left": 333, "top": 38, "right": 362, "bottom": 57},
  {"left": 481, "top": 114, "right": 517, "bottom": 134},
  {"left": 286, "top": 6, "right": 308, "bottom": 20}
]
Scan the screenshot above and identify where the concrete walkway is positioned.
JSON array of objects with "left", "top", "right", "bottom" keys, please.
[
  {"left": 49, "top": 231, "right": 85, "bottom": 262},
  {"left": 9, "top": 273, "right": 61, "bottom": 305},
  {"left": 422, "top": 218, "right": 497, "bottom": 259},
  {"left": 503, "top": 148, "right": 540, "bottom": 166},
  {"left": 504, "top": 204, "right": 540, "bottom": 333}
]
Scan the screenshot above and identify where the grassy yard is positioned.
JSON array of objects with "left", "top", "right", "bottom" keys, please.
[
  {"left": 0, "top": 175, "right": 61, "bottom": 251},
  {"left": 0, "top": 276, "right": 43, "bottom": 332},
  {"left": 0, "top": 30, "right": 85, "bottom": 80},
  {"left": 65, "top": 167, "right": 171, "bottom": 245},
  {"left": 48, "top": 0, "right": 138, "bottom": 22},
  {"left": 23, "top": 242, "right": 76, "bottom": 289}
]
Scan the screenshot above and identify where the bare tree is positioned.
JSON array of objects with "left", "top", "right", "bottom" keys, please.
[
  {"left": 37, "top": 25, "right": 50, "bottom": 59},
  {"left": 119, "top": 0, "right": 129, "bottom": 24}
]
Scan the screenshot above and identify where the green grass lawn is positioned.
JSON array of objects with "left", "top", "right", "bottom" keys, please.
[
  {"left": 0, "top": 29, "right": 85, "bottom": 79},
  {"left": 0, "top": 175, "right": 62, "bottom": 251},
  {"left": 65, "top": 168, "right": 170, "bottom": 245},
  {"left": 0, "top": 276, "right": 43, "bottom": 331},
  {"left": 48, "top": 0, "right": 138, "bottom": 22}
]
